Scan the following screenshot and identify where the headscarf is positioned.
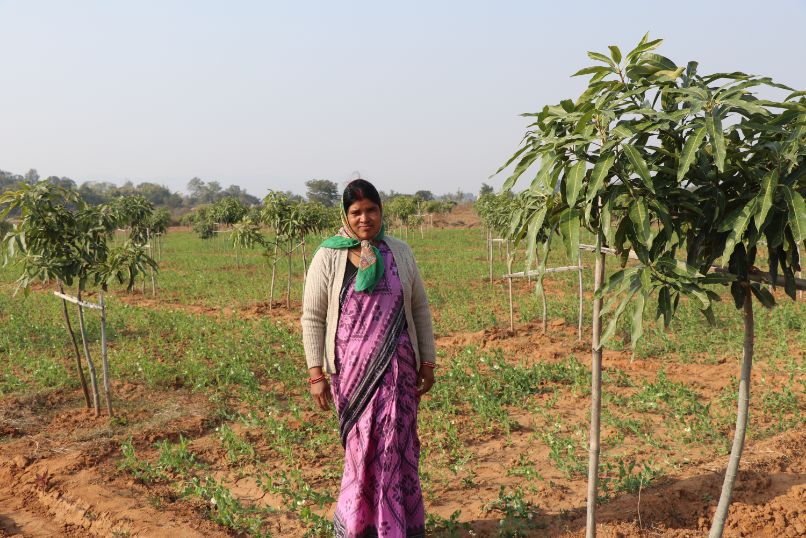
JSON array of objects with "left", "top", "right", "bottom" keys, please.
[{"left": 319, "top": 207, "right": 385, "bottom": 293}]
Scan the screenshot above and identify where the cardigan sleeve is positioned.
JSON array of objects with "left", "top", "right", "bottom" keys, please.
[
  {"left": 409, "top": 250, "right": 436, "bottom": 364},
  {"left": 301, "top": 247, "right": 330, "bottom": 369}
]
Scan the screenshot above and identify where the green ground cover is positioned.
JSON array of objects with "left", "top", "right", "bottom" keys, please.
[{"left": 0, "top": 226, "right": 803, "bottom": 536}]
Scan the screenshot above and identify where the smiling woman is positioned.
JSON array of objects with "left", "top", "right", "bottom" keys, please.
[{"left": 301, "top": 179, "right": 437, "bottom": 538}]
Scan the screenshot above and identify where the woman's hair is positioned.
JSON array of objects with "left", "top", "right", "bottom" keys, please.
[{"left": 342, "top": 179, "right": 382, "bottom": 213}]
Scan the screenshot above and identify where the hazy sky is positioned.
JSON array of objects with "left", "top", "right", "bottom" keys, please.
[{"left": 1, "top": 1, "right": 804, "bottom": 198}]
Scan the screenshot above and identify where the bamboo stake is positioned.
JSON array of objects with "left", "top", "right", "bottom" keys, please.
[
  {"left": 99, "top": 291, "right": 113, "bottom": 417},
  {"left": 76, "top": 290, "right": 101, "bottom": 417},
  {"left": 301, "top": 238, "right": 308, "bottom": 296},
  {"left": 507, "top": 253, "right": 514, "bottom": 335},
  {"left": 488, "top": 230, "right": 493, "bottom": 284},
  {"left": 286, "top": 239, "right": 292, "bottom": 309},
  {"left": 586, "top": 236, "right": 606, "bottom": 538},
  {"left": 577, "top": 254, "right": 584, "bottom": 342},
  {"left": 709, "top": 289, "right": 754, "bottom": 537},
  {"left": 269, "top": 242, "right": 278, "bottom": 310},
  {"left": 59, "top": 283, "right": 91, "bottom": 408}
]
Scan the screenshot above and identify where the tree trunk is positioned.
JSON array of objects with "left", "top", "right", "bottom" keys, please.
[
  {"left": 76, "top": 290, "right": 101, "bottom": 417},
  {"left": 586, "top": 240, "right": 606, "bottom": 538},
  {"left": 286, "top": 239, "right": 292, "bottom": 309},
  {"left": 709, "top": 288, "right": 754, "bottom": 537},
  {"left": 269, "top": 243, "right": 278, "bottom": 310},
  {"left": 59, "top": 283, "right": 91, "bottom": 408},
  {"left": 99, "top": 291, "right": 113, "bottom": 417}
]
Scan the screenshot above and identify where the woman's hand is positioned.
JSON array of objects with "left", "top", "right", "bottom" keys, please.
[
  {"left": 308, "top": 368, "right": 333, "bottom": 411},
  {"left": 417, "top": 365, "right": 435, "bottom": 396}
]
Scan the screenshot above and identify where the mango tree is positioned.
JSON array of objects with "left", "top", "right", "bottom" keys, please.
[
  {"left": 230, "top": 216, "right": 264, "bottom": 268},
  {"left": 499, "top": 34, "right": 804, "bottom": 537},
  {"left": 1, "top": 181, "right": 157, "bottom": 416},
  {"left": 261, "top": 191, "right": 306, "bottom": 309}
]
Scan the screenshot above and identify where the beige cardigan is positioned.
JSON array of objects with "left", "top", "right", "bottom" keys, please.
[{"left": 301, "top": 236, "right": 436, "bottom": 374}]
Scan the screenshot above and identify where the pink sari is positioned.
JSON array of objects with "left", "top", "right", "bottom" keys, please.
[{"left": 330, "top": 242, "right": 425, "bottom": 538}]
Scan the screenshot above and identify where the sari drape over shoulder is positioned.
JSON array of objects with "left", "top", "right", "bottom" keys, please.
[{"left": 330, "top": 242, "right": 425, "bottom": 538}]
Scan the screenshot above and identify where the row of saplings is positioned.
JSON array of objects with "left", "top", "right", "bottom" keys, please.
[
  {"left": 183, "top": 191, "right": 453, "bottom": 308},
  {"left": 493, "top": 35, "right": 805, "bottom": 537}
]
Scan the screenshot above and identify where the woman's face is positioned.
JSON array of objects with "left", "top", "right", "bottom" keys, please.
[{"left": 346, "top": 199, "right": 382, "bottom": 241}]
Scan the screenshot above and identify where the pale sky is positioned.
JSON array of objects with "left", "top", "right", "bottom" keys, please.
[{"left": 1, "top": 0, "right": 804, "bottom": 198}]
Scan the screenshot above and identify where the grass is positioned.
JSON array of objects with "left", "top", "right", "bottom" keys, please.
[{"left": 1, "top": 224, "right": 804, "bottom": 535}]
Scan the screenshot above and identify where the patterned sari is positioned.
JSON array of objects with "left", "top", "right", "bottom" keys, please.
[{"left": 330, "top": 242, "right": 425, "bottom": 538}]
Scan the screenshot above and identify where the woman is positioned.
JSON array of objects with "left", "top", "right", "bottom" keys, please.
[{"left": 301, "top": 179, "right": 436, "bottom": 538}]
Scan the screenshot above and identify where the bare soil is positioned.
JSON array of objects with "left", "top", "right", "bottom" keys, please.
[{"left": 1, "top": 295, "right": 804, "bottom": 536}]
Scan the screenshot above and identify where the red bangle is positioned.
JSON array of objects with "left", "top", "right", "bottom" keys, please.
[
  {"left": 308, "top": 375, "right": 326, "bottom": 385},
  {"left": 420, "top": 361, "right": 437, "bottom": 369}
]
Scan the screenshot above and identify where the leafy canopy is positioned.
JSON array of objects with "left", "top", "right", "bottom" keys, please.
[{"left": 499, "top": 34, "right": 805, "bottom": 348}]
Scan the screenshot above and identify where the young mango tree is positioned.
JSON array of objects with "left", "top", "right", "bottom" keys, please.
[
  {"left": 1, "top": 183, "right": 92, "bottom": 407},
  {"left": 499, "top": 34, "right": 804, "bottom": 537},
  {"left": 230, "top": 216, "right": 264, "bottom": 268},
  {"left": 1, "top": 181, "right": 158, "bottom": 417},
  {"left": 261, "top": 191, "right": 306, "bottom": 309}
]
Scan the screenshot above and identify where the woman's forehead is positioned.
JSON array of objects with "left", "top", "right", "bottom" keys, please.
[{"left": 348, "top": 200, "right": 381, "bottom": 211}]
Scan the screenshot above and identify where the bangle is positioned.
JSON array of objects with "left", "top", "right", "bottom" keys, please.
[
  {"left": 420, "top": 361, "right": 437, "bottom": 369},
  {"left": 308, "top": 375, "right": 326, "bottom": 385}
]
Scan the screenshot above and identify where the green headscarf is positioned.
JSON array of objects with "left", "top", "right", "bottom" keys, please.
[{"left": 319, "top": 210, "right": 386, "bottom": 293}]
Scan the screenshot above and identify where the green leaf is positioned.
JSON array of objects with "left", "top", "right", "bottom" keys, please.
[
  {"left": 750, "top": 283, "right": 776, "bottom": 309},
  {"left": 571, "top": 66, "right": 613, "bottom": 77},
  {"left": 586, "top": 153, "right": 615, "bottom": 203},
  {"left": 629, "top": 199, "right": 652, "bottom": 245},
  {"left": 525, "top": 207, "right": 547, "bottom": 269},
  {"left": 564, "top": 161, "right": 586, "bottom": 206},
  {"left": 529, "top": 153, "right": 557, "bottom": 193},
  {"left": 502, "top": 148, "right": 539, "bottom": 191},
  {"left": 558, "top": 209, "right": 580, "bottom": 263},
  {"left": 588, "top": 51, "right": 616, "bottom": 67},
  {"left": 706, "top": 113, "right": 726, "bottom": 172},
  {"left": 677, "top": 124, "right": 707, "bottom": 181},
  {"left": 753, "top": 170, "right": 778, "bottom": 230},
  {"left": 780, "top": 185, "right": 806, "bottom": 244},
  {"left": 630, "top": 292, "right": 646, "bottom": 349},
  {"left": 623, "top": 144, "right": 655, "bottom": 193},
  {"left": 608, "top": 45, "right": 622, "bottom": 64},
  {"left": 719, "top": 198, "right": 758, "bottom": 266},
  {"left": 626, "top": 37, "right": 663, "bottom": 61},
  {"left": 600, "top": 284, "right": 639, "bottom": 349}
]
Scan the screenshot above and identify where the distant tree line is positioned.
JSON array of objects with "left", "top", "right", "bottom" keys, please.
[{"left": 1, "top": 169, "right": 481, "bottom": 223}]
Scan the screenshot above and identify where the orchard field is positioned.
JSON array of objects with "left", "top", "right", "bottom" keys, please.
[{"left": 1, "top": 212, "right": 805, "bottom": 537}]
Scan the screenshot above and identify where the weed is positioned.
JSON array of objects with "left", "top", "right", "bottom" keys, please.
[
  {"left": 182, "top": 476, "right": 270, "bottom": 537},
  {"left": 485, "top": 487, "right": 544, "bottom": 537},
  {"left": 425, "top": 510, "right": 467, "bottom": 536},
  {"left": 598, "top": 458, "right": 660, "bottom": 502},
  {"left": 540, "top": 425, "right": 586, "bottom": 477},
  {"left": 218, "top": 423, "right": 256, "bottom": 464}
]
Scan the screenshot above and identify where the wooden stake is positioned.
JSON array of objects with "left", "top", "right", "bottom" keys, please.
[
  {"left": 507, "top": 251, "right": 514, "bottom": 335},
  {"left": 488, "top": 230, "right": 493, "bottom": 284},
  {"left": 269, "top": 242, "right": 278, "bottom": 309},
  {"left": 286, "top": 239, "right": 292, "bottom": 309},
  {"left": 99, "top": 291, "right": 113, "bottom": 417},
  {"left": 578, "top": 254, "right": 584, "bottom": 341},
  {"left": 76, "top": 290, "right": 101, "bottom": 417}
]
